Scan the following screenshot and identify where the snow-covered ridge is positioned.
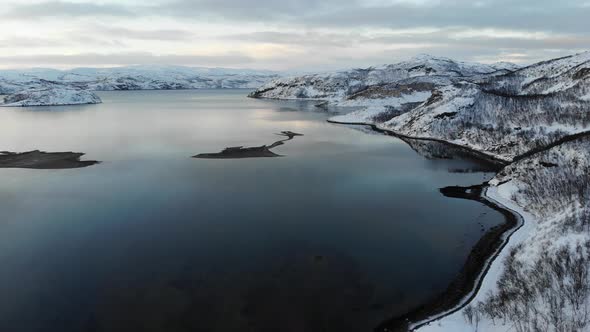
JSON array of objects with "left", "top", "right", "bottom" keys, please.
[
  {"left": 249, "top": 54, "right": 519, "bottom": 104},
  {"left": 382, "top": 52, "right": 590, "bottom": 161},
  {"left": 1, "top": 86, "right": 102, "bottom": 107},
  {"left": 485, "top": 51, "right": 590, "bottom": 96},
  {"left": 249, "top": 52, "right": 589, "bottom": 163},
  {"left": 322, "top": 52, "right": 589, "bottom": 331},
  {"left": 0, "top": 65, "right": 281, "bottom": 94},
  {"left": 273, "top": 52, "right": 589, "bottom": 331}
]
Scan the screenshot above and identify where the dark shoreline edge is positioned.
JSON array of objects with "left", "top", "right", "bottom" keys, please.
[
  {"left": 377, "top": 185, "right": 521, "bottom": 332},
  {"left": 326, "top": 119, "right": 521, "bottom": 332},
  {"left": 326, "top": 119, "right": 510, "bottom": 168}
]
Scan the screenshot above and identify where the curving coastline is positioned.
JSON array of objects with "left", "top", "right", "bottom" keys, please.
[
  {"left": 326, "top": 119, "right": 523, "bottom": 332},
  {"left": 381, "top": 186, "right": 524, "bottom": 331}
]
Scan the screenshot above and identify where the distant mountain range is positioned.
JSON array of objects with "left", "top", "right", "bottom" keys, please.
[
  {"left": 0, "top": 65, "right": 281, "bottom": 94},
  {"left": 249, "top": 54, "right": 520, "bottom": 102},
  {"left": 251, "top": 52, "right": 590, "bottom": 161}
]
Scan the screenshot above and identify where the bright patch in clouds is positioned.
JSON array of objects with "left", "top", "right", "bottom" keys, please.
[{"left": 0, "top": 0, "right": 587, "bottom": 70}]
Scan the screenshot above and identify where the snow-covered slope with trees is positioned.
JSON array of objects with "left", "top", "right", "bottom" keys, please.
[
  {"left": 384, "top": 52, "right": 590, "bottom": 161},
  {"left": 331, "top": 52, "right": 589, "bottom": 332},
  {"left": 0, "top": 66, "right": 280, "bottom": 94},
  {"left": 251, "top": 52, "right": 590, "bottom": 332},
  {"left": 482, "top": 137, "right": 590, "bottom": 331},
  {"left": 1, "top": 86, "right": 102, "bottom": 107},
  {"left": 250, "top": 55, "right": 520, "bottom": 125},
  {"left": 421, "top": 136, "right": 590, "bottom": 332},
  {"left": 485, "top": 52, "right": 590, "bottom": 96},
  {"left": 249, "top": 54, "right": 517, "bottom": 101}
]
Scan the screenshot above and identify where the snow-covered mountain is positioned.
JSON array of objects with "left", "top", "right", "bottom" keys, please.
[
  {"left": 1, "top": 86, "right": 102, "bottom": 107},
  {"left": 249, "top": 55, "right": 519, "bottom": 103},
  {"left": 383, "top": 52, "right": 590, "bottom": 161},
  {"left": 485, "top": 51, "right": 590, "bottom": 96},
  {"left": 255, "top": 52, "right": 588, "bottom": 162},
  {"left": 277, "top": 52, "right": 588, "bottom": 161},
  {"left": 250, "top": 52, "right": 590, "bottom": 332},
  {"left": 0, "top": 66, "right": 280, "bottom": 94}
]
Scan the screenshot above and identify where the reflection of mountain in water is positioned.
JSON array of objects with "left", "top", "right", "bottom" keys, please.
[
  {"left": 401, "top": 138, "right": 505, "bottom": 173},
  {"left": 194, "top": 131, "right": 303, "bottom": 159}
]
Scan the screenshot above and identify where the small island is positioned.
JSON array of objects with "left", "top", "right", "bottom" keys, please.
[
  {"left": 0, "top": 150, "right": 99, "bottom": 169},
  {"left": 1, "top": 86, "right": 102, "bottom": 107},
  {"left": 194, "top": 131, "right": 303, "bottom": 159}
]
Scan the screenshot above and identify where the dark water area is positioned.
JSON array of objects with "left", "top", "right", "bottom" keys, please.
[{"left": 0, "top": 90, "right": 503, "bottom": 332}]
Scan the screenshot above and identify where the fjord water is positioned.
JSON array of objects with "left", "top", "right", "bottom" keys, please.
[{"left": 0, "top": 90, "right": 502, "bottom": 332}]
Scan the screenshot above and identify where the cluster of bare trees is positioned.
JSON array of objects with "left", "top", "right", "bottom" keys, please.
[
  {"left": 464, "top": 241, "right": 590, "bottom": 332},
  {"left": 416, "top": 86, "right": 590, "bottom": 158},
  {"left": 461, "top": 137, "right": 590, "bottom": 331},
  {"left": 505, "top": 138, "right": 590, "bottom": 217}
]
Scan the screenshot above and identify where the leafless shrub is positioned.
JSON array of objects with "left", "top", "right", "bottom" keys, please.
[{"left": 475, "top": 241, "right": 590, "bottom": 332}]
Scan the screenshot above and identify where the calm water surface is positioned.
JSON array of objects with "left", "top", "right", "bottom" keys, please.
[{"left": 0, "top": 90, "right": 503, "bottom": 332}]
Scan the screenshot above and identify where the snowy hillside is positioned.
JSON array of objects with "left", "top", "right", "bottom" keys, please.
[
  {"left": 249, "top": 55, "right": 518, "bottom": 103},
  {"left": 321, "top": 52, "right": 590, "bottom": 332},
  {"left": 486, "top": 51, "right": 590, "bottom": 96},
  {"left": 267, "top": 52, "right": 590, "bottom": 331},
  {"left": 383, "top": 52, "right": 590, "bottom": 161},
  {"left": 0, "top": 66, "right": 280, "bottom": 94},
  {"left": 1, "top": 86, "right": 102, "bottom": 107}
]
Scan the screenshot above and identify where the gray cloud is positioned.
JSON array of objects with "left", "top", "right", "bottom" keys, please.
[
  {"left": 0, "top": 52, "right": 256, "bottom": 67},
  {"left": 4, "top": 1, "right": 589, "bottom": 36},
  {"left": 300, "top": 2, "right": 590, "bottom": 34},
  {"left": 1, "top": 1, "right": 134, "bottom": 18},
  {"left": 0, "top": 0, "right": 588, "bottom": 69},
  {"left": 0, "top": 37, "right": 68, "bottom": 48},
  {"left": 219, "top": 28, "right": 590, "bottom": 56},
  {"left": 0, "top": 35, "right": 126, "bottom": 49},
  {"left": 155, "top": 0, "right": 346, "bottom": 21},
  {"left": 153, "top": 0, "right": 590, "bottom": 34},
  {"left": 224, "top": 29, "right": 590, "bottom": 50},
  {"left": 221, "top": 31, "right": 359, "bottom": 48},
  {"left": 87, "top": 25, "right": 195, "bottom": 41}
]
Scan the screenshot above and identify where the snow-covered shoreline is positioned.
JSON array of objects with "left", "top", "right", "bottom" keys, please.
[
  {"left": 252, "top": 51, "right": 590, "bottom": 331},
  {"left": 331, "top": 118, "right": 590, "bottom": 332},
  {"left": 326, "top": 119, "right": 528, "bottom": 331},
  {"left": 416, "top": 186, "right": 536, "bottom": 332}
]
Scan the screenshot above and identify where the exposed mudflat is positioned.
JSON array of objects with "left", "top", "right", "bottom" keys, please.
[{"left": 0, "top": 150, "right": 99, "bottom": 169}]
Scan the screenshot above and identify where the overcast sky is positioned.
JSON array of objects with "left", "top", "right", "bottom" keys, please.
[{"left": 0, "top": 0, "right": 588, "bottom": 70}]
